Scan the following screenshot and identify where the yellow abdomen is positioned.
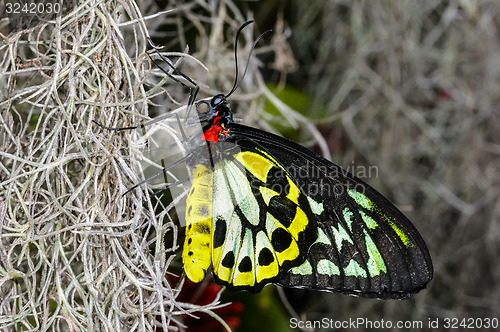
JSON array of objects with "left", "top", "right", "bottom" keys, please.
[{"left": 182, "top": 164, "right": 213, "bottom": 282}]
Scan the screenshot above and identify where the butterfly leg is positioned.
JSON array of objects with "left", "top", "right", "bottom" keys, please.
[{"left": 146, "top": 38, "right": 200, "bottom": 124}]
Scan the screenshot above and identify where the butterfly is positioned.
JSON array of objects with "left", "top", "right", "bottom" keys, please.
[
  {"left": 181, "top": 96, "right": 433, "bottom": 299},
  {"left": 95, "top": 21, "right": 433, "bottom": 300}
]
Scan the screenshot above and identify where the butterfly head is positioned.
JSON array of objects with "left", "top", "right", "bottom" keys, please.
[
  {"left": 195, "top": 94, "right": 233, "bottom": 122},
  {"left": 210, "top": 94, "right": 226, "bottom": 109},
  {"left": 197, "top": 94, "right": 233, "bottom": 143}
]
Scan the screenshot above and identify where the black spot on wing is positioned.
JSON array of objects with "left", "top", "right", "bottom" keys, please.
[
  {"left": 271, "top": 228, "right": 292, "bottom": 252},
  {"left": 222, "top": 252, "right": 235, "bottom": 268},
  {"left": 268, "top": 196, "right": 296, "bottom": 228},
  {"left": 238, "top": 256, "right": 252, "bottom": 272},
  {"left": 213, "top": 218, "right": 226, "bottom": 248},
  {"left": 258, "top": 248, "right": 274, "bottom": 266},
  {"left": 266, "top": 166, "right": 289, "bottom": 195}
]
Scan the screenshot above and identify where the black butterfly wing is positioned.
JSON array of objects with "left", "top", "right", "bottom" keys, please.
[{"left": 225, "top": 123, "right": 433, "bottom": 299}]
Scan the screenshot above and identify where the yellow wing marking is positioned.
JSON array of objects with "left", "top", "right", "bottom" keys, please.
[{"left": 184, "top": 148, "right": 313, "bottom": 290}]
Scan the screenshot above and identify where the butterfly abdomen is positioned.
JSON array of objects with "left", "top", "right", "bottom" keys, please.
[{"left": 183, "top": 164, "right": 214, "bottom": 282}]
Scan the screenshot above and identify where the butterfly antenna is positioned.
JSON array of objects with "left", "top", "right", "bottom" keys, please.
[{"left": 225, "top": 21, "right": 272, "bottom": 99}]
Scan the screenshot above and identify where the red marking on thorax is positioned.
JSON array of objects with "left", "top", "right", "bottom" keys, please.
[{"left": 202, "top": 116, "right": 229, "bottom": 142}]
